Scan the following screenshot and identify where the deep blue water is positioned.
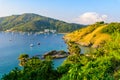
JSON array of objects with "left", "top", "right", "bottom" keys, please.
[{"left": 0, "top": 32, "right": 67, "bottom": 78}]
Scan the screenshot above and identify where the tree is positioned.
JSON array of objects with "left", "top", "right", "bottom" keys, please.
[
  {"left": 67, "top": 41, "right": 81, "bottom": 55},
  {"left": 18, "top": 54, "right": 29, "bottom": 66}
]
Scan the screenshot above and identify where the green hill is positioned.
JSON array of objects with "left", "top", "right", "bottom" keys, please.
[
  {"left": 0, "top": 13, "right": 84, "bottom": 33},
  {"left": 64, "top": 22, "right": 120, "bottom": 48}
]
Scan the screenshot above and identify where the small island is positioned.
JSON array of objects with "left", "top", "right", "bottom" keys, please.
[{"left": 43, "top": 50, "right": 69, "bottom": 59}]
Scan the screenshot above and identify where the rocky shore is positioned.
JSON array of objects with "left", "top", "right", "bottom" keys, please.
[{"left": 43, "top": 50, "right": 69, "bottom": 59}]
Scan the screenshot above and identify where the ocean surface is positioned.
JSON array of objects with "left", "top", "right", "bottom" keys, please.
[{"left": 0, "top": 32, "right": 67, "bottom": 78}]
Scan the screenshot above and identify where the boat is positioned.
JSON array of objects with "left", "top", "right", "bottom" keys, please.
[
  {"left": 37, "top": 42, "right": 40, "bottom": 45},
  {"left": 30, "top": 44, "right": 34, "bottom": 47},
  {"left": 9, "top": 39, "right": 12, "bottom": 41}
]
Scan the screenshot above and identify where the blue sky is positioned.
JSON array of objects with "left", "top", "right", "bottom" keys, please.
[{"left": 0, "top": 0, "right": 120, "bottom": 24}]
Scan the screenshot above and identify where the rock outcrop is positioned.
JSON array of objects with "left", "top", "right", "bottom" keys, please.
[{"left": 43, "top": 50, "right": 69, "bottom": 59}]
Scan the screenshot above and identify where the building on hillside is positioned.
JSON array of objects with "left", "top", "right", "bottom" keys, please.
[
  {"left": 50, "top": 30, "right": 56, "bottom": 33},
  {"left": 44, "top": 29, "right": 50, "bottom": 33}
]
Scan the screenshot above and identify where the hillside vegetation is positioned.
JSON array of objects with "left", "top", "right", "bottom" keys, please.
[
  {"left": 0, "top": 13, "right": 84, "bottom": 33},
  {"left": 64, "top": 22, "right": 120, "bottom": 48}
]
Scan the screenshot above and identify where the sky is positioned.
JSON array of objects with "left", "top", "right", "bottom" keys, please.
[{"left": 0, "top": 0, "right": 120, "bottom": 24}]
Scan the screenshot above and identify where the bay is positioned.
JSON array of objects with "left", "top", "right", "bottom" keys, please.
[{"left": 0, "top": 32, "right": 67, "bottom": 77}]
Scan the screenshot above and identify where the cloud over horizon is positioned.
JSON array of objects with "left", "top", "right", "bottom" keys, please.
[{"left": 76, "top": 12, "right": 108, "bottom": 24}]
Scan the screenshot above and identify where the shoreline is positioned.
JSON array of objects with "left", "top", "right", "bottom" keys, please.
[
  {"left": 0, "top": 31, "right": 69, "bottom": 35},
  {"left": 57, "top": 33, "right": 69, "bottom": 34}
]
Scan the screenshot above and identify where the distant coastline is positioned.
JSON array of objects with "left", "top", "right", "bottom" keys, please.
[
  {"left": 57, "top": 33, "right": 68, "bottom": 34},
  {"left": 1, "top": 30, "right": 68, "bottom": 35},
  {"left": 0, "top": 13, "right": 84, "bottom": 33}
]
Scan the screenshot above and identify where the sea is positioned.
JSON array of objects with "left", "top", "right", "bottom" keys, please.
[{"left": 0, "top": 32, "right": 67, "bottom": 78}]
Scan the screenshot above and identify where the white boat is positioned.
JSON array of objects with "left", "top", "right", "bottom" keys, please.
[{"left": 30, "top": 44, "right": 34, "bottom": 47}]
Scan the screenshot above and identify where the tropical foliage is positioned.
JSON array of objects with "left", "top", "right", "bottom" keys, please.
[{"left": 102, "top": 23, "right": 120, "bottom": 34}]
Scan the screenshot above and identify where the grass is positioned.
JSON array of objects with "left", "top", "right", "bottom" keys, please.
[{"left": 64, "top": 23, "right": 111, "bottom": 47}]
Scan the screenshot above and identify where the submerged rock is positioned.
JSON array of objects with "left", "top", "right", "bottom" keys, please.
[{"left": 43, "top": 50, "right": 69, "bottom": 59}]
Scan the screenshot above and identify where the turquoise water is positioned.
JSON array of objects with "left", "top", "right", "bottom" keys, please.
[{"left": 0, "top": 32, "right": 67, "bottom": 77}]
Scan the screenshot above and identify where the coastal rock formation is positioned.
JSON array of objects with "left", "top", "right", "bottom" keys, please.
[{"left": 43, "top": 50, "right": 69, "bottom": 59}]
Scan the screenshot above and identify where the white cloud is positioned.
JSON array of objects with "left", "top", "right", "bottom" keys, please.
[{"left": 76, "top": 12, "right": 108, "bottom": 24}]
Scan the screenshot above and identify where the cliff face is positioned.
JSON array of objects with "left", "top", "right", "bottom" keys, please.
[{"left": 63, "top": 22, "right": 117, "bottom": 48}]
